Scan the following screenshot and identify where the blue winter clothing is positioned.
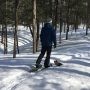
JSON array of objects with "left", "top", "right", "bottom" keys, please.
[
  {"left": 40, "top": 23, "right": 56, "bottom": 47},
  {"left": 36, "top": 23, "right": 56, "bottom": 68}
]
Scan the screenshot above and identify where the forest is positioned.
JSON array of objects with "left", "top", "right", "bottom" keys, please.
[
  {"left": 0, "top": 0, "right": 90, "bottom": 58},
  {"left": 0, "top": 1, "right": 90, "bottom": 89}
]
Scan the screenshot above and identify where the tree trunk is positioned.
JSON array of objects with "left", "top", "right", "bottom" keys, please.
[
  {"left": 66, "top": 24, "right": 69, "bottom": 40},
  {"left": 59, "top": 21, "right": 63, "bottom": 43},
  {"left": 64, "top": 23, "right": 66, "bottom": 33},
  {"left": 29, "top": 25, "right": 33, "bottom": 38},
  {"left": 16, "top": 33, "right": 19, "bottom": 54},
  {"left": 86, "top": 2, "right": 89, "bottom": 36},
  {"left": 36, "top": 20, "right": 40, "bottom": 52},
  {"left": 86, "top": 25, "right": 88, "bottom": 35},
  {"left": 13, "top": 0, "right": 19, "bottom": 58},
  {"left": 1, "top": 25, "right": 4, "bottom": 44},
  {"left": 59, "top": 0, "right": 63, "bottom": 43},
  {"left": 4, "top": 25, "right": 7, "bottom": 54},
  {"left": 66, "top": 0, "right": 70, "bottom": 40},
  {"left": 4, "top": 0, "right": 8, "bottom": 54},
  {"left": 52, "top": 0, "right": 55, "bottom": 27},
  {"left": 32, "top": 0, "right": 37, "bottom": 53},
  {"left": 54, "top": 0, "right": 58, "bottom": 30}
]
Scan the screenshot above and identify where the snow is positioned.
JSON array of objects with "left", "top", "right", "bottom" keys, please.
[{"left": 0, "top": 26, "right": 90, "bottom": 90}]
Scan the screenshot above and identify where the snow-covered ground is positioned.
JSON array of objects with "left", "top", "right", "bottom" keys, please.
[{"left": 0, "top": 26, "right": 90, "bottom": 90}]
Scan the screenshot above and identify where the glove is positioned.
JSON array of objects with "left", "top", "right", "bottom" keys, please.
[{"left": 54, "top": 44, "right": 56, "bottom": 48}]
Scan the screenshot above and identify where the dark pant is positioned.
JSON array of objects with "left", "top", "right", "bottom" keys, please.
[{"left": 36, "top": 46, "right": 52, "bottom": 67}]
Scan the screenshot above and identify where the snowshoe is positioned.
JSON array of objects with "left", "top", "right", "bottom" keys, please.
[{"left": 30, "top": 64, "right": 43, "bottom": 72}]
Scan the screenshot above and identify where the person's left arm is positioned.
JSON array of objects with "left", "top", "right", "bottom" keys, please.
[{"left": 52, "top": 28, "right": 56, "bottom": 48}]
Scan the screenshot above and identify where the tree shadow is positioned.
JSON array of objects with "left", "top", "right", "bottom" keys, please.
[
  {"left": 64, "top": 59, "right": 90, "bottom": 67},
  {"left": 0, "top": 57, "right": 37, "bottom": 71},
  {"left": 48, "top": 67, "right": 90, "bottom": 77}
]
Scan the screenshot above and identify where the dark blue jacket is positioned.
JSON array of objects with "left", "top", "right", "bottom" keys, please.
[{"left": 40, "top": 23, "right": 56, "bottom": 47}]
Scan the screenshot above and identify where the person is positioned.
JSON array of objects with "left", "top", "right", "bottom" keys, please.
[{"left": 36, "top": 22, "right": 56, "bottom": 68}]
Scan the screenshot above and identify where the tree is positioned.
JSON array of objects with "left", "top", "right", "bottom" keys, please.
[
  {"left": 32, "top": 0, "right": 37, "bottom": 53},
  {"left": 4, "top": 0, "right": 8, "bottom": 54},
  {"left": 13, "top": 0, "right": 19, "bottom": 58}
]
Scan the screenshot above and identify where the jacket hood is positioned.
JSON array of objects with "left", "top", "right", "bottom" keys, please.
[{"left": 44, "top": 23, "right": 51, "bottom": 28}]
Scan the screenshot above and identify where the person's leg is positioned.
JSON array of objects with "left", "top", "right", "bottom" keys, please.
[
  {"left": 44, "top": 46, "right": 52, "bottom": 68},
  {"left": 36, "top": 46, "right": 46, "bottom": 68}
]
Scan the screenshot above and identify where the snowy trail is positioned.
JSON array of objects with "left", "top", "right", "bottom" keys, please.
[
  {"left": 0, "top": 41, "right": 90, "bottom": 90},
  {"left": 0, "top": 27, "right": 90, "bottom": 90}
]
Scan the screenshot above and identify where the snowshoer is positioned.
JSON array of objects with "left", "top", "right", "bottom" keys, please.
[{"left": 36, "top": 22, "right": 56, "bottom": 68}]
